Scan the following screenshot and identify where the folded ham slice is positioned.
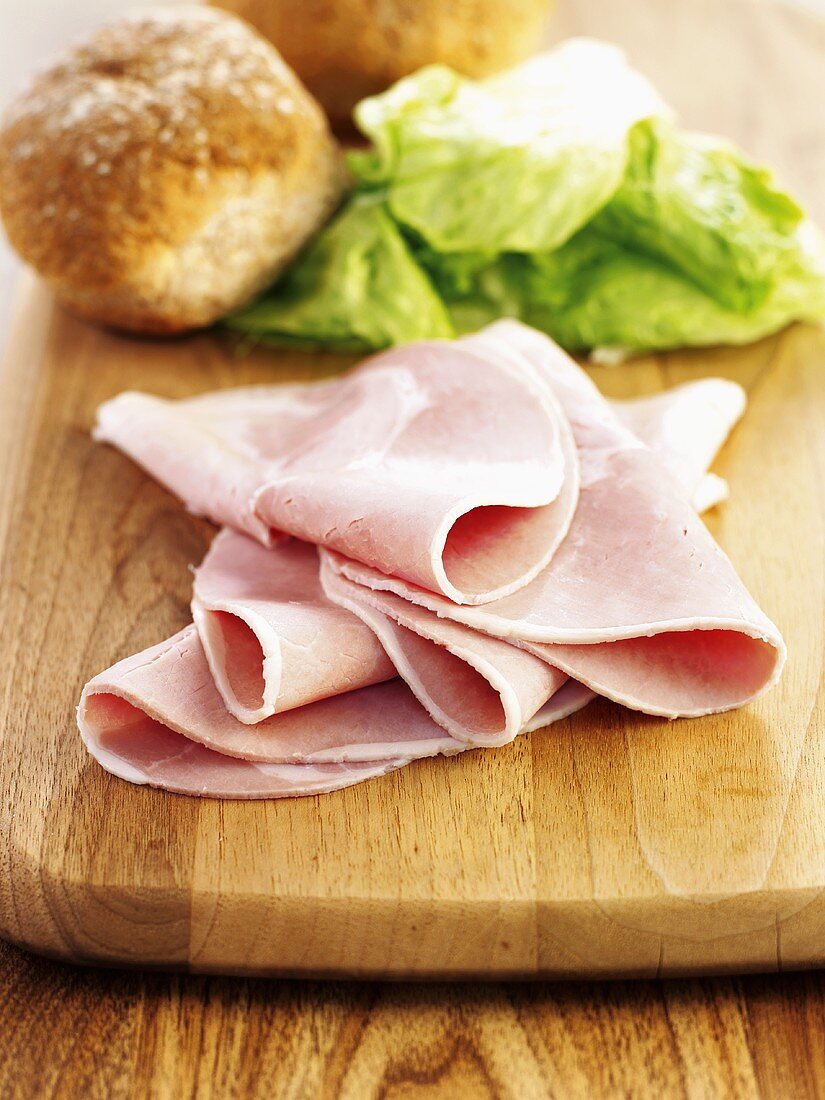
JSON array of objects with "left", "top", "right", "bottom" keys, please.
[
  {"left": 77, "top": 626, "right": 474, "bottom": 796},
  {"left": 95, "top": 339, "right": 579, "bottom": 605},
  {"left": 319, "top": 554, "right": 567, "bottom": 745},
  {"left": 80, "top": 696, "right": 408, "bottom": 799},
  {"left": 81, "top": 320, "right": 784, "bottom": 798},
  {"left": 334, "top": 322, "right": 785, "bottom": 719},
  {"left": 79, "top": 626, "right": 464, "bottom": 764},
  {"left": 316, "top": 373, "right": 749, "bottom": 741},
  {"left": 192, "top": 530, "right": 394, "bottom": 723},
  {"left": 504, "top": 380, "right": 748, "bottom": 732},
  {"left": 80, "top": 362, "right": 753, "bottom": 795},
  {"left": 78, "top": 627, "right": 591, "bottom": 798}
]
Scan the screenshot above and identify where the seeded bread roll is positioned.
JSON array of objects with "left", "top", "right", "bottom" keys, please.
[
  {"left": 0, "top": 6, "right": 344, "bottom": 334},
  {"left": 211, "top": 0, "right": 552, "bottom": 125}
]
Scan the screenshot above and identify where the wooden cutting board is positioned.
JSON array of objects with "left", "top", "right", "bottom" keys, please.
[{"left": 1, "top": 0, "right": 824, "bottom": 980}]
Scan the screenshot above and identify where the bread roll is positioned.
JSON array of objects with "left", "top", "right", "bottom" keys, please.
[
  {"left": 0, "top": 6, "right": 344, "bottom": 334},
  {"left": 210, "top": 0, "right": 552, "bottom": 125}
]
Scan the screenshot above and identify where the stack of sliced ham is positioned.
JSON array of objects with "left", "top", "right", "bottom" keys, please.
[{"left": 78, "top": 321, "right": 785, "bottom": 798}]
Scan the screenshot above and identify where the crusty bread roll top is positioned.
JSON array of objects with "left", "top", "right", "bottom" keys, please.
[{"left": 0, "top": 6, "right": 344, "bottom": 334}]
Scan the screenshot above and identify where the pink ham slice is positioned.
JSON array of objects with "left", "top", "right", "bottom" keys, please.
[
  {"left": 95, "top": 338, "right": 579, "bottom": 605},
  {"left": 335, "top": 321, "right": 785, "bottom": 719},
  {"left": 79, "top": 694, "right": 407, "bottom": 799},
  {"left": 318, "top": 369, "right": 753, "bottom": 737},
  {"left": 194, "top": 370, "right": 750, "bottom": 748},
  {"left": 318, "top": 551, "right": 566, "bottom": 745},
  {"left": 78, "top": 620, "right": 581, "bottom": 797},
  {"left": 80, "top": 322, "right": 782, "bottom": 798},
  {"left": 516, "top": 376, "right": 749, "bottom": 728},
  {"left": 192, "top": 530, "right": 395, "bottom": 723},
  {"left": 77, "top": 624, "right": 580, "bottom": 797},
  {"left": 79, "top": 627, "right": 461, "bottom": 767},
  {"left": 616, "top": 379, "right": 746, "bottom": 514}
]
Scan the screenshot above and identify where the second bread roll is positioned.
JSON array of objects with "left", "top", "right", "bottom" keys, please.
[{"left": 211, "top": 0, "right": 552, "bottom": 125}]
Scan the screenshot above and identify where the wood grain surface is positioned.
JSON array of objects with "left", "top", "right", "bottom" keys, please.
[
  {"left": 1, "top": 0, "right": 825, "bottom": 983},
  {"left": 0, "top": 935, "right": 823, "bottom": 1099}
]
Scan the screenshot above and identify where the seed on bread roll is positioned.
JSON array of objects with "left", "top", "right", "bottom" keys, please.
[
  {"left": 211, "top": 0, "right": 552, "bottom": 125},
  {"left": 0, "top": 6, "right": 344, "bottom": 334}
]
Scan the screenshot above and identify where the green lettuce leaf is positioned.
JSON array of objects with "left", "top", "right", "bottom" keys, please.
[
  {"left": 414, "top": 113, "right": 825, "bottom": 351},
  {"left": 228, "top": 41, "right": 825, "bottom": 356},
  {"left": 430, "top": 222, "right": 825, "bottom": 353},
  {"left": 594, "top": 119, "right": 808, "bottom": 313},
  {"left": 349, "top": 40, "right": 666, "bottom": 254},
  {"left": 227, "top": 194, "right": 453, "bottom": 351}
]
